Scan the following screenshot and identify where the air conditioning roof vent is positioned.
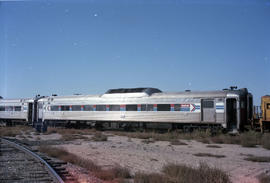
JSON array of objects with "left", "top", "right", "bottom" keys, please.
[{"left": 105, "top": 87, "right": 162, "bottom": 95}]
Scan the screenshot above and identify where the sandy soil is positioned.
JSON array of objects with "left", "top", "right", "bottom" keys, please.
[{"left": 28, "top": 132, "right": 270, "bottom": 183}]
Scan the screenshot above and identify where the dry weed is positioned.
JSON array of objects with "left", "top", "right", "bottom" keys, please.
[
  {"left": 244, "top": 155, "right": 270, "bottom": 162},
  {"left": 91, "top": 132, "right": 108, "bottom": 141},
  {"left": 38, "top": 146, "right": 130, "bottom": 181},
  {"left": 262, "top": 134, "right": 270, "bottom": 150},
  {"left": 170, "top": 140, "right": 188, "bottom": 145},
  {"left": 206, "top": 145, "right": 222, "bottom": 148},
  {"left": 258, "top": 173, "right": 270, "bottom": 183},
  {"left": 0, "top": 126, "right": 33, "bottom": 137},
  {"left": 134, "top": 163, "right": 231, "bottom": 183},
  {"left": 193, "top": 153, "right": 226, "bottom": 158}
]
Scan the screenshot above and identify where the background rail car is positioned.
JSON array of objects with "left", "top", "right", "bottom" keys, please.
[
  {"left": 253, "top": 95, "right": 270, "bottom": 132},
  {"left": 260, "top": 96, "right": 270, "bottom": 132},
  {"left": 0, "top": 98, "right": 32, "bottom": 125},
  {"left": 0, "top": 87, "right": 253, "bottom": 132},
  {"left": 0, "top": 95, "right": 44, "bottom": 126}
]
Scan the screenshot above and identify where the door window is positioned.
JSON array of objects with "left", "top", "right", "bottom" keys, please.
[{"left": 203, "top": 100, "right": 214, "bottom": 108}]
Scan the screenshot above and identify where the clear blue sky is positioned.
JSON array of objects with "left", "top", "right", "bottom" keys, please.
[{"left": 0, "top": 0, "right": 269, "bottom": 105}]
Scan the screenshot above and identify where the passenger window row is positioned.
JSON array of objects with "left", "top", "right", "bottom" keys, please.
[
  {"left": 0, "top": 106, "right": 22, "bottom": 111},
  {"left": 49, "top": 104, "right": 194, "bottom": 112}
]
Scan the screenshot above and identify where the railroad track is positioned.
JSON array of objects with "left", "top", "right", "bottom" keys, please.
[{"left": 0, "top": 138, "right": 66, "bottom": 183}]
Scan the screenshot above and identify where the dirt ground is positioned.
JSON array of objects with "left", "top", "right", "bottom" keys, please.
[{"left": 28, "top": 131, "right": 270, "bottom": 183}]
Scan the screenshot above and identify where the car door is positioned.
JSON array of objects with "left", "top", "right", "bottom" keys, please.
[{"left": 202, "top": 99, "right": 216, "bottom": 122}]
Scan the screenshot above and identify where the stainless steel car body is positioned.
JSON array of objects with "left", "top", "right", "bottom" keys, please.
[
  {"left": 37, "top": 88, "right": 251, "bottom": 130},
  {"left": 0, "top": 88, "right": 252, "bottom": 131},
  {"left": 0, "top": 98, "right": 33, "bottom": 122}
]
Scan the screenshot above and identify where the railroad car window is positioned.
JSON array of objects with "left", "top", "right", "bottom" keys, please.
[
  {"left": 0, "top": 106, "right": 5, "bottom": 111},
  {"left": 126, "top": 105, "right": 137, "bottom": 111},
  {"left": 51, "top": 106, "right": 59, "bottom": 111},
  {"left": 174, "top": 104, "right": 181, "bottom": 111},
  {"left": 72, "top": 105, "right": 81, "bottom": 111},
  {"left": 61, "top": 106, "right": 70, "bottom": 111},
  {"left": 15, "top": 106, "right": 21, "bottom": 111},
  {"left": 147, "top": 104, "right": 154, "bottom": 111},
  {"left": 267, "top": 104, "right": 270, "bottom": 109},
  {"left": 6, "top": 106, "right": 13, "bottom": 111},
  {"left": 84, "top": 105, "right": 93, "bottom": 111},
  {"left": 157, "top": 104, "right": 170, "bottom": 111},
  {"left": 141, "top": 104, "right": 147, "bottom": 111},
  {"left": 109, "top": 105, "right": 120, "bottom": 111},
  {"left": 96, "top": 105, "right": 106, "bottom": 111},
  {"left": 38, "top": 103, "right": 43, "bottom": 109},
  {"left": 203, "top": 101, "right": 214, "bottom": 108}
]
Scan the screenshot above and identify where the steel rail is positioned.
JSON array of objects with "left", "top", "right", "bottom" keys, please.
[{"left": 0, "top": 138, "right": 64, "bottom": 183}]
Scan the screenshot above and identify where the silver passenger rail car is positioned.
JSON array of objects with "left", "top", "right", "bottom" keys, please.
[
  {"left": 0, "top": 98, "right": 33, "bottom": 126},
  {"left": 38, "top": 87, "right": 253, "bottom": 132},
  {"left": 0, "top": 95, "right": 47, "bottom": 126}
]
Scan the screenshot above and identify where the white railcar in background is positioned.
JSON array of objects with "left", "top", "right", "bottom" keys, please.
[{"left": 0, "top": 98, "right": 33, "bottom": 124}]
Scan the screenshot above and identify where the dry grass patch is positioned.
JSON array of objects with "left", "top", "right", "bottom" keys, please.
[
  {"left": 134, "top": 163, "right": 231, "bottom": 183},
  {"left": 91, "top": 132, "right": 108, "bottom": 141},
  {"left": 45, "top": 127, "right": 96, "bottom": 136},
  {"left": 111, "top": 166, "right": 131, "bottom": 179},
  {"left": 244, "top": 155, "right": 270, "bottom": 163},
  {"left": 170, "top": 139, "right": 188, "bottom": 145},
  {"left": 46, "top": 128, "right": 270, "bottom": 150},
  {"left": 193, "top": 153, "right": 226, "bottom": 158},
  {"left": 163, "top": 163, "right": 230, "bottom": 183},
  {"left": 45, "top": 127, "right": 94, "bottom": 141},
  {"left": 112, "top": 130, "right": 264, "bottom": 147},
  {"left": 206, "top": 132, "right": 263, "bottom": 147},
  {"left": 44, "top": 128, "right": 58, "bottom": 135},
  {"left": 210, "top": 134, "right": 241, "bottom": 144},
  {"left": 38, "top": 146, "right": 130, "bottom": 181},
  {"left": 197, "top": 138, "right": 211, "bottom": 144},
  {"left": 60, "top": 134, "right": 89, "bottom": 141},
  {"left": 240, "top": 131, "right": 261, "bottom": 147},
  {"left": 112, "top": 130, "right": 212, "bottom": 143},
  {"left": 0, "top": 126, "right": 33, "bottom": 137},
  {"left": 94, "top": 166, "right": 131, "bottom": 181},
  {"left": 206, "top": 145, "right": 222, "bottom": 148},
  {"left": 258, "top": 173, "right": 270, "bottom": 183},
  {"left": 262, "top": 134, "right": 270, "bottom": 150},
  {"left": 134, "top": 172, "right": 168, "bottom": 183},
  {"left": 39, "top": 146, "right": 100, "bottom": 171},
  {"left": 113, "top": 131, "right": 156, "bottom": 140},
  {"left": 142, "top": 138, "right": 155, "bottom": 144},
  {"left": 114, "top": 130, "right": 248, "bottom": 146}
]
